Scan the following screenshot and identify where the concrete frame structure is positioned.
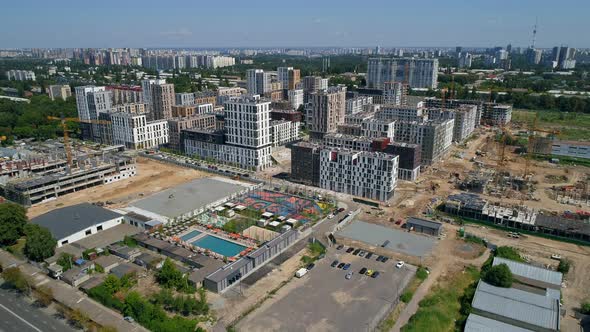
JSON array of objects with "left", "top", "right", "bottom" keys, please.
[{"left": 48, "top": 84, "right": 72, "bottom": 101}]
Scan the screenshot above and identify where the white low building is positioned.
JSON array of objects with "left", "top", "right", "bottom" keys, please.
[
  {"left": 551, "top": 140, "right": 590, "bottom": 159},
  {"left": 31, "top": 203, "right": 125, "bottom": 247},
  {"left": 111, "top": 112, "right": 169, "bottom": 149}
]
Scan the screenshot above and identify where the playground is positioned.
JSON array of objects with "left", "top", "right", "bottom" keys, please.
[{"left": 235, "top": 190, "right": 326, "bottom": 224}]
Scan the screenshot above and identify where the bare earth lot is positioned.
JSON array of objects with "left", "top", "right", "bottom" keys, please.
[{"left": 28, "top": 157, "right": 210, "bottom": 218}]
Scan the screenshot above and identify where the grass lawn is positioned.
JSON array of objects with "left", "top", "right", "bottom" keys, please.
[
  {"left": 512, "top": 109, "right": 590, "bottom": 140},
  {"left": 401, "top": 266, "right": 480, "bottom": 332},
  {"left": 222, "top": 216, "right": 257, "bottom": 233},
  {"left": 6, "top": 238, "right": 26, "bottom": 259}
]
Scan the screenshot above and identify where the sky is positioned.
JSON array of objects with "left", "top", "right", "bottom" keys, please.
[{"left": 2, "top": 0, "right": 590, "bottom": 49}]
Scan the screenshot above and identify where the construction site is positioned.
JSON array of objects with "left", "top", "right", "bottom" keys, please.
[{"left": 0, "top": 140, "right": 137, "bottom": 206}]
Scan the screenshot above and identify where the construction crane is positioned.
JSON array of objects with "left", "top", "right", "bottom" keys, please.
[
  {"left": 524, "top": 113, "right": 560, "bottom": 177},
  {"left": 47, "top": 116, "right": 111, "bottom": 167}
]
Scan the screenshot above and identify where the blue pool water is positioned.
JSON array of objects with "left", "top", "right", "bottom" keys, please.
[
  {"left": 191, "top": 235, "right": 247, "bottom": 257},
  {"left": 180, "top": 230, "right": 202, "bottom": 241}
]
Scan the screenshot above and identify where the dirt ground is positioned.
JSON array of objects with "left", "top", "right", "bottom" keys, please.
[{"left": 28, "top": 157, "right": 210, "bottom": 218}]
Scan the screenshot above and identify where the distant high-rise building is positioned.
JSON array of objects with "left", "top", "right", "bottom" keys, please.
[
  {"left": 75, "top": 86, "right": 112, "bottom": 141},
  {"left": 525, "top": 48, "right": 543, "bottom": 65},
  {"left": 278, "top": 67, "right": 301, "bottom": 91},
  {"left": 141, "top": 79, "right": 166, "bottom": 112},
  {"left": 458, "top": 53, "right": 473, "bottom": 69},
  {"left": 48, "top": 84, "right": 71, "bottom": 101},
  {"left": 151, "top": 83, "right": 175, "bottom": 120},
  {"left": 246, "top": 69, "right": 271, "bottom": 95},
  {"left": 6, "top": 70, "right": 36, "bottom": 81},
  {"left": 553, "top": 46, "right": 576, "bottom": 70},
  {"left": 309, "top": 86, "right": 346, "bottom": 139},
  {"left": 367, "top": 58, "right": 438, "bottom": 89}
]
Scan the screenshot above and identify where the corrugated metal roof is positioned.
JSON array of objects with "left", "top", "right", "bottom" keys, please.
[
  {"left": 472, "top": 281, "right": 560, "bottom": 330},
  {"left": 493, "top": 257, "right": 562, "bottom": 287},
  {"left": 465, "top": 314, "right": 534, "bottom": 332},
  {"left": 406, "top": 217, "right": 442, "bottom": 230}
]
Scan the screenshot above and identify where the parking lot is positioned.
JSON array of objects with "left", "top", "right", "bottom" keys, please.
[{"left": 236, "top": 246, "right": 415, "bottom": 332}]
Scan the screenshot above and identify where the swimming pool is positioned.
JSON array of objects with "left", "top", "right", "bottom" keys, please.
[
  {"left": 191, "top": 235, "right": 247, "bottom": 257},
  {"left": 180, "top": 230, "right": 202, "bottom": 241}
]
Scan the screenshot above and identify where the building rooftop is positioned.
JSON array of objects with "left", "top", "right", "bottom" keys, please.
[
  {"left": 471, "top": 280, "right": 560, "bottom": 331},
  {"left": 131, "top": 177, "right": 252, "bottom": 219},
  {"left": 406, "top": 217, "right": 442, "bottom": 230},
  {"left": 31, "top": 203, "right": 123, "bottom": 240},
  {"left": 464, "top": 313, "right": 534, "bottom": 332},
  {"left": 493, "top": 257, "right": 563, "bottom": 288}
]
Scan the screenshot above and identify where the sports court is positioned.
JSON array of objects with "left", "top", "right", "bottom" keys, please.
[{"left": 235, "top": 190, "right": 323, "bottom": 224}]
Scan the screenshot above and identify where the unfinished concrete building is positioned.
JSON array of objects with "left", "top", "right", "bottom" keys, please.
[{"left": 1, "top": 154, "right": 136, "bottom": 206}]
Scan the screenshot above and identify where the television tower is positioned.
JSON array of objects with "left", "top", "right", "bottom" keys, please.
[{"left": 531, "top": 17, "right": 538, "bottom": 48}]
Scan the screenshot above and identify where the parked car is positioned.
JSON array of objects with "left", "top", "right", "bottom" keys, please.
[
  {"left": 371, "top": 271, "right": 380, "bottom": 279},
  {"left": 306, "top": 263, "right": 315, "bottom": 270},
  {"left": 338, "top": 262, "right": 346, "bottom": 269},
  {"left": 358, "top": 251, "right": 366, "bottom": 257},
  {"left": 331, "top": 260, "right": 339, "bottom": 267},
  {"left": 353, "top": 249, "right": 361, "bottom": 255},
  {"left": 124, "top": 316, "right": 135, "bottom": 323},
  {"left": 396, "top": 261, "right": 405, "bottom": 269},
  {"left": 328, "top": 214, "right": 334, "bottom": 219},
  {"left": 338, "top": 208, "right": 345, "bottom": 213},
  {"left": 343, "top": 263, "right": 351, "bottom": 270},
  {"left": 382, "top": 257, "right": 389, "bottom": 263},
  {"left": 346, "top": 247, "right": 355, "bottom": 253},
  {"left": 365, "top": 252, "right": 373, "bottom": 259},
  {"left": 345, "top": 271, "right": 353, "bottom": 280},
  {"left": 347, "top": 211, "right": 353, "bottom": 216},
  {"left": 359, "top": 267, "right": 367, "bottom": 275},
  {"left": 365, "top": 269, "right": 374, "bottom": 276},
  {"left": 336, "top": 244, "right": 344, "bottom": 250},
  {"left": 376, "top": 255, "right": 384, "bottom": 262}
]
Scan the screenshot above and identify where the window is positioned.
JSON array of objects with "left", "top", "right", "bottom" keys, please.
[
  {"left": 97, "top": 225, "right": 103, "bottom": 231},
  {"left": 85, "top": 229, "right": 92, "bottom": 235},
  {"left": 61, "top": 240, "right": 68, "bottom": 245}
]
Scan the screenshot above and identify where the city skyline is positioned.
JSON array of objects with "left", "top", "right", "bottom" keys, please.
[{"left": 2, "top": 0, "right": 590, "bottom": 49}]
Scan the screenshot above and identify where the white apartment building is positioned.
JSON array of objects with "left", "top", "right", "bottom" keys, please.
[
  {"left": 288, "top": 89, "right": 304, "bottom": 109},
  {"left": 270, "top": 120, "right": 300, "bottom": 147},
  {"left": 361, "top": 119, "right": 396, "bottom": 139},
  {"left": 48, "top": 84, "right": 71, "bottom": 101},
  {"left": 367, "top": 58, "right": 438, "bottom": 89},
  {"left": 425, "top": 104, "right": 477, "bottom": 142},
  {"left": 176, "top": 92, "right": 195, "bottom": 106},
  {"left": 383, "top": 81, "right": 404, "bottom": 106},
  {"left": 319, "top": 149, "right": 398, "bottom": 201},
  {"left": 246, "top": 69, "right": 271, "bottom": 95},
  {"left": 222, "top": 95, "right": 273, "bottom": 170},
  {"left": 6, "top": 70, "right": 36, "bottom": 81},
  {"left": 345, "top": 96, "right": 373, "bottom": 115},
  {"left": 196, "top": 103, "right": 214, "bottom": 114},
  {"left": 111, "top": 112, "right": 169, "bottom": 149}
]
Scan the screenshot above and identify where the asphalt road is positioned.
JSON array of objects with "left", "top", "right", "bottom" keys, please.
[{"left": 0, "top": 289, "right": 76, "bottom": 332}]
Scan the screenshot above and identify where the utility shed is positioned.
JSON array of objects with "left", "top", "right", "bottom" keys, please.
[
  {"left": 493, "top": 257, "right": 563, "bottom": 290},
  {"left": 406, "top": 217, "right": 443, "bottom": 236},
  {"left": 471, "top": 281, "right": 560, "bottom": 332}
]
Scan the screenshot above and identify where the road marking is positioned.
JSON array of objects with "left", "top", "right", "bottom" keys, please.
[{"left": 0, "top": 303, "right": 42, "bottom": 332}]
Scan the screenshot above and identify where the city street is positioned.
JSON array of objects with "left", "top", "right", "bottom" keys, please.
[{"left": 0, "top": 289, "right": 76, "bottom": 332}]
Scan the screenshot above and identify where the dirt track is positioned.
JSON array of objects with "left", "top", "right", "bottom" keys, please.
[{"left": 28, "top": 157, "right": 210, "bottom": 218}]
